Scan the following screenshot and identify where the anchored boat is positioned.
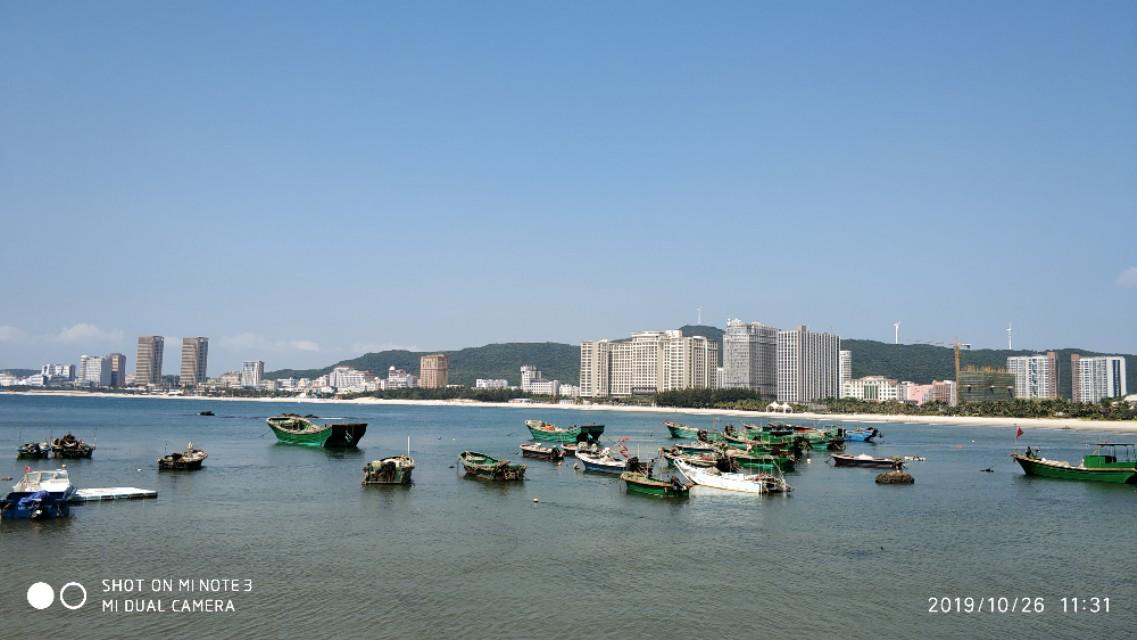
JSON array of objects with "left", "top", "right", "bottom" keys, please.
[
  {"left": 525, "top": 419, "right": 605, "bottom": 444},
  {"left": 664, "top": 420, "right": 722, "bottom": 442},
  {"left": 1010, "top": 444, "right": 1137, "bottom": 484},
  {"left": 621, "top": 471, "right": 690, "bottom": 498},
  {"left": 17, "top": 441, "right": 51, "bottom": 459},
  {"left": 1, "top": 468, "right": 76, "bottom": 519},
  {"left": 52, "top": 433, "right": 94, "bottom": 459},
  {"left": 576, "top": 448, "right": 651, "bottom": 476},
  {"left": 362, "top": 456, "right": 415, "bottom": 485},
  {"left": 158, "top": 444, "right": 208, "bottom": 470},
  {"left": 672, "top": 459, "right": 791, "bottom": 494},
  {"left": 519, "top": 442, "right": 564, "bottom": 462},
  {"left": 265, "top": 414, "right": 367, "bottom": 448},
  {"left": 831, "top": 453, "right": 900, "bottom": 469},
  {"left": 459, "top": 451, "right": 526, "bottom": 481}
]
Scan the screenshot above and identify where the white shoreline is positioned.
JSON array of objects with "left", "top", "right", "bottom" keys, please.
[{"left": 4, "top": 390, "right": 1137, "bottom": 433}]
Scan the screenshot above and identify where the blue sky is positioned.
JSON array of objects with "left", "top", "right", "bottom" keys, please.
[{"left": 2, "top": 1, "right": 1135, "bottom": 374}]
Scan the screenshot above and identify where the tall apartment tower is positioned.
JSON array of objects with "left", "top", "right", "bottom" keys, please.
[
  {"left": 419, "top": 353, "right": 449, "bottom": 389},
  {"left": 722, "top": 319, "right": 778, "bottom": 397},
  {"left": 660, "top": 333, "right": 719, "bottom": 392},
  {"left": 180, "top": 337, "right": 209, "bottom": 387},
  {"left": 78, "top": 355, "right": 112, "bottom": 386},
  {"left": 241, "top": 360, "right": 265, "bottom": 388},
  {"left": 1071, "top": 354, "right": 1127, "bottom": 402},
  {"left": 579, "top": 340, "right": 612, "bottom": 398},
  {"left": 135, "top": 336, "right": 165, "bottom": 386},
  {"left": 775, "top": 325, "right": 841, "bottom": 403},
  {"left": 838, "top": 350, "right": 853, "bottom": 398},
  {"left": 107, "top": 353, "right": 127, "bottom": 387},
  {"left": 1006, "top": 352, "right": 1058, "bottom": 399}
]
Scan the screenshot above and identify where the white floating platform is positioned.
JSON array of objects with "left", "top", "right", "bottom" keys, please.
[{"left": 71, "top": 487, "right": 158, "bottom": 502}]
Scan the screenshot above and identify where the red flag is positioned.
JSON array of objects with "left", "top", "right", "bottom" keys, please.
[
  {"left": 1015, "top": 426, "right": 1024, "bottom": 439},
  {"left": 24, "top": 465, "right": 31, "bottom": 473}
]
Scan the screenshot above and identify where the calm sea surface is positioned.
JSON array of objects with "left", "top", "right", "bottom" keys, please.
[{"left": 1, "top": 394, "right": 1134, "bottom": 639}]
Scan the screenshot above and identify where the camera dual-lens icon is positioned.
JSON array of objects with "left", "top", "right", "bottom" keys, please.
[{"left": 27, "top": 582, "right": 87, "bottom": 610}]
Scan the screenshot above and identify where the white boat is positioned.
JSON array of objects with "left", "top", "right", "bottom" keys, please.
[
  {"left": 2, "top": 468, "right": 77, "bottom": 519},
  {"left": 672, "top": 460, "right": 791, "bottom": 494}
]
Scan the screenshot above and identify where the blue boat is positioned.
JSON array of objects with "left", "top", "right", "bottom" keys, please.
[
  {"left": 576, "top": 449, "right": 652, "bottom": 476},
  {"left": 845, "top": 427, "right": 882, "bottom": 443},
  {"left": 1, "top": 468, "right": 76, "bottom": 520}
]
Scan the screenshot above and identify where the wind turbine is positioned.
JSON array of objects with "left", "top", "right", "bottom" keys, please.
[
  {"left": 1007, "top": 322, "right": 1013, "bottom": 350},
  {"left": 893, "top": 321, "right": 901, "bottom": 345}
]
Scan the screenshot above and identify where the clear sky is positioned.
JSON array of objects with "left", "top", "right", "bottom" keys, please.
[{"left": 2, "top": 1, "right": 1135, "bottom": 374}]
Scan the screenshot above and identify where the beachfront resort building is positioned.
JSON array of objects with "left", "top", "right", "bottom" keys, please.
[
  {"left": 78, "top": 354, "right": 112, "bottom": 387},
  {"left": 838, "top": 350, "right": 852, "bottom": 397},
  {"left": 107, "top": 353, "right": 127, "bottom": 387},
  {"left": 1071, "top": 354, "right": 1128, "bottom": 402},
  {"left": 776, "top": 325, "right": 840, "bottom": 403},
  {"left": 241, "top": 360, "right": 265, "bottom": 388},
  {"left": 1006, "top": 352, "right": 1058, "bottom": 400},
  {"left": 135, "top": 335, "right": 165, "bottom": 386},
  {"left": 384, "top": 367, "right": 418, "bottom": 389},
  {"left": 180, "top": 337, "right": 210, "bottom": 387},
  {"left": 721, "top": 319, "right": 778, "bottom": 397},
  {"left": 41, "top": 363, "right": 76, "bottom": 382},
  {"left": 579, "top": 330, "right": 719, "bottom": 398},
  {"left": 521, "top": 365, "right": 560, "bottom": 395},
  {"left": 841, "top": 375, "right": 904, "bottom": 402},
  {"left": 419, "top": 354, "right": 449, "bottom": 389}
]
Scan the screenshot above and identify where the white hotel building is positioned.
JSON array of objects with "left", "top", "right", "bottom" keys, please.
[
  {"left": 776, "top": 325, "right": 840, "bottom": 403},
  {"left": 721, "top": 319, "right": 778, "bottom": 397},
  {"left": 580, "top": 330, "right": 718, "bottom": 398},
  {"left": 78, "top": 355, "right": 112, "bottom": 387},
  {"left": 1007, "top": 353, "right": 1058, "bottom": 400}
]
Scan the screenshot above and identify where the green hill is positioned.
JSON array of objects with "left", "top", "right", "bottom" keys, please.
[
  {"left": 266, "top": 342, "right": 580, "bottom": 386},
  {"left": 0, "top": 368, "right": 37, "bottom": 377}
]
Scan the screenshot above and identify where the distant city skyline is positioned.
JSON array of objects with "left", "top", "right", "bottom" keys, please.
[{"left": 2, "top": 2, "right": 1135, "bottom": 372}]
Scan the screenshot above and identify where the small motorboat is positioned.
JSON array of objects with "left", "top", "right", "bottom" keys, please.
[
  {"left": 158, "top": 444, "right": 208, "bottom": 470},
  {"left": 17, "top": 442, "right": 51, "bottom": 459},
  {"left": 577, "top": 448, "right": 651, "bottom": 475},
  {"left": 1, "top": 468, "right": 76, "bottom": 519},
  {"left": 198, "top": 410, "right": 215, "bottom": 416},
  {"left": 672, "top": 459, "right": 791, "bottom": 494},
  {"left": 845, "top": 427, "right": 882, "bottom": 443},
  {"left": 519, "top": 442, "right": 564, "bottom": 462},
  {"left": 660, "top": 446, "right": 719, "bottom": 468},
  {"left": 831, "top": 453, "right": 900, "bottom": 469},
  {"left": 362, "top": 455, "right": 415, "bottom": 485},
  {"left": 51, "top": 433, "right": 94, "bottom": 459},
  {"left": 621, "top": 471, "right": 690, "bottom": 498}
]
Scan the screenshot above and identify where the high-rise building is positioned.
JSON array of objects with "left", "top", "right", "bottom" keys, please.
[
  {"left": 135, "top": 336, "right": 164, "bottom": 386},
  {"left": 838, "top": 350, "right": 852, "bottom": 397},
  {"left": 78, "top": 355, "right": 112, "bottom": 386},
  {"left": 41, "top": 363, "right": 76, "bottom": 381},
  {"left": 419, "top": 354, "right": 449, "bottom": 389},
  {"left": 180, "top": 337, "right": 209, "bottom": 387},
  {"left": 1006, "top": 352, "right": 1058, "bottom": 399},
  {"left": 775, "top": 325, "right": 840, "bottom": 403},
  {"left": 1071, "top": 354, "right": 1128, "bottom": 403},
  {"left": 579, "top": 340, "right": 612, "bottom": 398},
  {"left": 107, "top": 353, "right": 127, "bottom": 387},
  {"left": 722, "top": 319, "right": 778, "bottom": 397},
  {"left": 579, "top": 330, "right": 718, "bottom": 398},
  {"left": 241, "top": 360, "right": 264, "bottom": 388}
]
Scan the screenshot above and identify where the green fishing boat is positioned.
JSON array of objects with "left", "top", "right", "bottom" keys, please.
[
  {"left": 621, "top": 471, "right": 690, "bottom": 498},
  {"left": 459, "top": 450, "right": 526, "bottom": 481},
  {"left": 726, "top": 449, "right": 796, "bottom": 472},
  {"left": 1010, "top": 444, "right": 1137, "bottom": 484},
  {"left": 265, "top": 414, "right": 367, "bottom": 448},
  {"left": 664, "top": 421, "right": 722, "bottom": 441},
  {"left": 525, "top": 419, "right": 604, "bottom": 443}
]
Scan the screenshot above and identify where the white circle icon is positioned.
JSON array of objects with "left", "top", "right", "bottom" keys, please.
[
  {"left": 27, "top": 582, "right": 54, "bottom": 610},
  {"left": 59, "top": 582, "right": 87, "bottom": 610}
]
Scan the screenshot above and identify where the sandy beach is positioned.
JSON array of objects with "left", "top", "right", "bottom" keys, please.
[{"left": 4, "top": 389, "right": 1137, "bottom": 432}]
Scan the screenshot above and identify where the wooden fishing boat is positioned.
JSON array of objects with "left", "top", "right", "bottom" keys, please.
[
  {"left": 831, "top": 453, "right": 899, "bottom": 469},
  {"left": 51, "top": 433, "right": 94, "bottom": 459},
  {"left": 525, "top": 419, "right": 604, "bottom": 443},
  {"left": 265, "top": 414, "right": 367, "bottom": 448},
  {"left": 1010, "top": 444, "right": 1137, "bottom": 484},
  {"left": 675, "top": 440, "right": 718, "bottom": 454},
  {"left": 459, "top": 451, "right": 526, "bottom": 481},
  {"left": 158, "top": 444, "right": 208, "bottom": 470},
  {"left": 724, "top": 449, "right": 795, "bottom": 472},
  {"left": 661, "top": 446, "right": 719, "bottom": 468},
  {"left": 17, "top": 441, "right": 51, "bottom": 459},
  {"left": 520, "top": 442, "right": 564, "bottom": 462},
  {"left": 362, "top": 455, "right": 415, "bottom": 485},
  {"left": 672, "top": 460, "right": 791, "bottom": 494},
  {"left": 664, "top": 421, "right": 722, "bottom": 442},
  {"left": 621, "top": 471, "right": 690, "bottom": 498}
]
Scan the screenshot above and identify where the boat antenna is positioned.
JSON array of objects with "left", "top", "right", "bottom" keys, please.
[{"left": 407, "top": 435, "right": 411, "bottom": 457}]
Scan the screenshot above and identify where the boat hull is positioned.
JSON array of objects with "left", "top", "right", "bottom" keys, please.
[
  {"left": 1011, "top": 454, "right": 1137, "bottom": 484},
  {"left": 268, "top": 421, "right": 367, "bottom": 448},
  {"left": 525, "top": 420, "right": 605, "bottom": 443},
  {"left": 832, "top": 454, "right": 897, "bottom": 468},
  {"left": 621, "top": 472, "right": 689, "bottom": 498},
  {"left": 459, "top": 451, "right": 526, "bottom": 481}
]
